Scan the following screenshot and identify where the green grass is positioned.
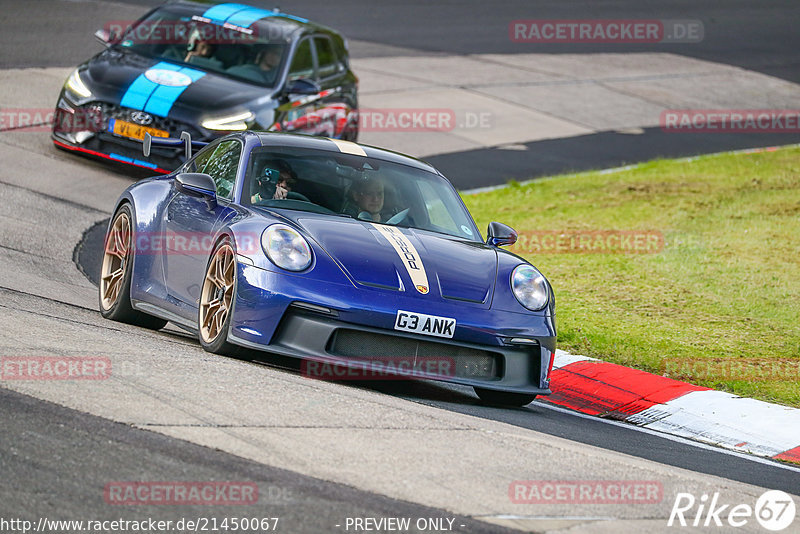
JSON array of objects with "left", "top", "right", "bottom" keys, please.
[{"left": 462, "top": 147, "right": 800, "bottom": 407}]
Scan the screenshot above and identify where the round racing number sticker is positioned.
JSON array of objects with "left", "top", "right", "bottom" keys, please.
[{"left": 144, "top": 69, "right": 192, "bottom": 87}]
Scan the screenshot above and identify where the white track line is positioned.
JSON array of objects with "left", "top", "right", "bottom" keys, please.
[
  {"left": 634, "top": 390, "right": 800, "bottom": 457},
  {"left": 533, "top": 400, "right": 800, "bottom": 475}
]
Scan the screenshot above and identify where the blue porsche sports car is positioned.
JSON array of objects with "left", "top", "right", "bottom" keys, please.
[
  {"left": 99, "top": 132, "right": 556, "bottom": 406},
  {"left": 53, "top": 1, "right": 358, "bottom": 172}
]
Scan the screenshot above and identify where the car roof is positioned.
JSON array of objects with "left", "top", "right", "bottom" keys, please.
[
  {"left": 248, "top": 132, "right": 441, "bottom": 175},
  {"left": 169, "top": 1, "right": 339, "bottom": 39}
]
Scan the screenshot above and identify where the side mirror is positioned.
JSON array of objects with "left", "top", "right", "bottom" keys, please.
[
  {"left": 486, "top": 222, "right": 517, "bottom": 247},
  {"left": 94, "top": 29, "right": 115, "bottom": 47},
  {"left": 175, "top": 173, "right": 217, "bottom": 209},
  {"left": 285, "top": 78, "right": 320, "bottom": 96}
]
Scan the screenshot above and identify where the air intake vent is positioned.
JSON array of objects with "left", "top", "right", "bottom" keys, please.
[{"left": 328, "top": 329, "right": 500, "bottom": 380}]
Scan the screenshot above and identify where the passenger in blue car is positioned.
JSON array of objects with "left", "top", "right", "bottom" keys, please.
[{"left": 251, "top": 159, "right": 296, "bottom": 202}]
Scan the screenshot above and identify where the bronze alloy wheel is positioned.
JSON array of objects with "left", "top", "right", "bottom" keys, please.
[
  {"left": 199, "top": 241, "right": 236, "bottom": 344},
  {"left": 98, "top": 206, "right": 167, "bottom": 330},
  {"left": 100, "top": 210, "right": 132, "bottom": 311}
]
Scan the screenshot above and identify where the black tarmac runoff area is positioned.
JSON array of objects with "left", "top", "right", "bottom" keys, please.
[
  {"left": 3, "top": 0, "right": 799, "bottom": 84},
  {"left": 1, "top": 0, "right": 799, "bottom": 187},
  {"left": 0, "top": 387, "right": 515, "bottom": 534}
]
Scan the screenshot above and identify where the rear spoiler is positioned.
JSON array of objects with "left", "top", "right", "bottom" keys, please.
[{"left": 143, "top": 131, "right": 208, "bottom": 160}]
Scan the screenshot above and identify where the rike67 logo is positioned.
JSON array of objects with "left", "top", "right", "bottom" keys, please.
[{"left": 668, "top": 490, "right": 796, "bottom": 531}]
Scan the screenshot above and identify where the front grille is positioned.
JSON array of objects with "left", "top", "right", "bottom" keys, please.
[
  {"left": 327, "top": 329, "right": 500, "bottom": 380},
  {"left": 97, "top": 103, "right": 200, "bottom": 138}
]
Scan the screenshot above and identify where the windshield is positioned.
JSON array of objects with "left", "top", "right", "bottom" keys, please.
[
  {"left": 115, "top": 5, "right": 293, "bottom": 87},
  {"left": 244, "top": 146, "right": 481, "bottom": 241}
]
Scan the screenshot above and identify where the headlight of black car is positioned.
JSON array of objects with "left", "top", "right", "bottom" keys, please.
[{"left": 64, "top": 69, "right": 93, "bottom": 103}]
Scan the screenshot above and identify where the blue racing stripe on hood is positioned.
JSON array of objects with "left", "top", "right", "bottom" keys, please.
[
  {"left": 120, "top": 61, "right": 178, "bottom": 110},
  {"left": 120, "top": 62, "right": 206, "bottom": 118},
  {"left": 202, "top": 3, "right": 251, "bottom": 24},
  {"left": 144, "top": 67, "right": 205, "bottom": 117},
  {"left": 202, "top": 3, "right": 308, "bottom": 27},
  {"left": 226, "top": 7, "right": 277, "bottom": 28},
  {"left": 119, "top": 74, "right": 160, "bottom": 111}
]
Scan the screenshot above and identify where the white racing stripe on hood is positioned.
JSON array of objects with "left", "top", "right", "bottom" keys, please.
[
  {"left": 371, "top": 224, "right": 429, "bottom": 294},
  {"left": 329, "top": 138, "right": 367, "bottom": 156}
]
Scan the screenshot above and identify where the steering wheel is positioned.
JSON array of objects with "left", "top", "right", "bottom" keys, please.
[
  {"left": 385, "top": 208, "right": 410, "bottom": 225},
  {"left": 286, "top": 191, "right": 311, "bottom": 202}
]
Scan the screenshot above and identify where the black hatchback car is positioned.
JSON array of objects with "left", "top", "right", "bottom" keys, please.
[{"left": 52, "top": 1, "right": 359, "bottom": 172}]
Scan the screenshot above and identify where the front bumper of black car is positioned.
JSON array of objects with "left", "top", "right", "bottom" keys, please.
[{"left": 51, "top": 95, "right": 209, "bottom": 173}]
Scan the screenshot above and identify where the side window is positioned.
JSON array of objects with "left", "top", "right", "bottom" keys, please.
[
  {"left": 197, "top": 140, "right": 241, "bottom": 199},
  {"left": 288, "top": 39, "right": 314, "bottom": 81},
  {"left": 183, "top": 147, "right": 212, "bottom": 174},
  {"left": 417, "top": 180, "right": 458, "bottom": 234},
  {"left": 314, "top": 36, "right": 340, "bottom": 79}
]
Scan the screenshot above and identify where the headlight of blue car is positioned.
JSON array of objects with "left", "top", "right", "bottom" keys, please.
[
  {"left": 261, "top": 224, "right": 312, "bottom": 271},
  {"left": 511, "top": 264, "right": 549, "bottom": 311}
]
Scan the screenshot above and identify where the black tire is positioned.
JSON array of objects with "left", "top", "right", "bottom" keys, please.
[
  {"left": 99, "top": 205, "right": 168, "bottom": 330},
  {"left": 474, "top": 387, "right": 537, "bottom": 407},
  {"left": 198, "top": 236, "right": 241, "bottom": 356}
]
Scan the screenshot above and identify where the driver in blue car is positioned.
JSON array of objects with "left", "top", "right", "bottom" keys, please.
[
  {"left": 251, "top": 160, "right": 296, "bottom": 202},
  {"left": 343, "top": 177, "right": 387, "bottom": 222}
]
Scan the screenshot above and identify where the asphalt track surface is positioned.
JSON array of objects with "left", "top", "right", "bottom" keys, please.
[
  {"left": 4, "top": 0, "right": 799, "bottom": 83},
  {"left": 2, "top": 0, "right": 800, "bottom": 187},
  {"left": 2, "top": 0, "right": 800, "bottom": 531},
  {"left": 0, "top": 387, "right": 514, "bottom": 534}
]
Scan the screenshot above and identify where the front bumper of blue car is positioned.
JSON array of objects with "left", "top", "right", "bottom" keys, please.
[{"left": 227, "top": 262, "right": 556, "bottom": 395}]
